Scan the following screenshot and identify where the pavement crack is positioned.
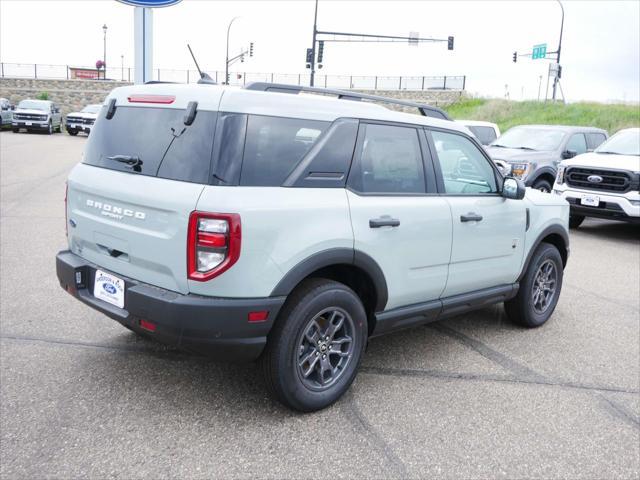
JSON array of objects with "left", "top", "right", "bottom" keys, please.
[
  {"left": 597, "top": 394, "right": 640, "bottom": 430},
  {"left": 341, "top": 390, "right": 409, "bottom": 479},
  {"left": 430, "top": 323, "right": 547, "bottom": 382}
]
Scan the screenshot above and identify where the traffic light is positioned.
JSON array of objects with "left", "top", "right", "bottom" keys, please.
[
  {"left": 305, "top": 48, "right": 313, "bottom": 68},
  {"left": 512, "top": 51, "right": 517, "bottom": 63},
  {"left": 447, "top": 36, "right": 454, "bottom": 50},
  {"left": 249, "top": 42, "right": 254, "bottom": 57},
  {"left": 317, "top": 41, "right": 324, "bottom": 63}
]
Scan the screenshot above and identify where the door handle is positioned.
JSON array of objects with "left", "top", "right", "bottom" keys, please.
[
  {"left": 460, "top": 212, "right": 483, "bottom": 223},
  {"left": 369, "top": 216, "right": 400, "bottom": 228}
]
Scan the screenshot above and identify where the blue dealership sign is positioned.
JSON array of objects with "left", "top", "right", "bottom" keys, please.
[{"left": 117, "top": 0, "right": 182, "bottom": 7}]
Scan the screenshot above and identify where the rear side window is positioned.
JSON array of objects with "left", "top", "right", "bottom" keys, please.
[
  {"left": 467, "top": 126, "right": 497, "bottom": 145},
  {"left": 84, "top": 106, "right": 217, "bottom": 184},
  {"left": 239, "top": 115, "right": 329, "bottom": 186},
  {"left": 566, "top": 133, "right": 588, "bottom": 155},
  {"left": 349, "top": 123, "right": 426, "bottom": 194},
  {"left": 586, "top": 133, "right": 606, "bottom": 150}
]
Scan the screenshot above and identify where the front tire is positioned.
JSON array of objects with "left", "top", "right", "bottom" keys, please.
[
  {"left": 261, "top": 278, "right": 368, "bottom": 412},
  {"left": 569, "top": 215, "right": 585, "bottom": 229},
  {"left": 47, "top": 121, "right": 53, "bottom": 135},
  {"left": 12, "top": 128, "right": 19, "bottom": 133},
  {"left": 532, "top": 178, "right": 552, "bottom": 193},
  {"left": 505, "top": 243, "right": 563, "bottom": 328},
  {"left": 67, "top": 129, "right": 78, "bottom": 136}
]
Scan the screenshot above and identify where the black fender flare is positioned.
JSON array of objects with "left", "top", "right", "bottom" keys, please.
[
  {"left": 526, "top": 166, "right": 557, "bottom": 187},
  {"left": 519, "top": 224, "right": 569, "bottom": 281},
  {"left": 270, "top": 248, "right": 389, "bottom": 312}
]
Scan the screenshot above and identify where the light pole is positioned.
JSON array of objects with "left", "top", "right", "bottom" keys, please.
[
  {"left": 309, "top": 0, "right": 319, "bottom": 86},
  {"left": 121, "top": 54, "right": 124, "bottom": 81},
  {"left": 102, "top": 24, "right": 108, "bottom": 79},
  {"left": 225, "top": 16, "right": 240, "bottom": 85},
  {"left": 552, "top": 0, "right": 564, "bottom": 101}
]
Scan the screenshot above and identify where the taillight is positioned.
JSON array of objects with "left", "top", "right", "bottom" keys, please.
[{"left": 187, "top": 211, "right": 241, "bottom": 281}]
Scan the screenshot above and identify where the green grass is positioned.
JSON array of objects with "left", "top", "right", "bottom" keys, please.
[{"left": 445, "top": 98, "right": 640, "bottom": 135}]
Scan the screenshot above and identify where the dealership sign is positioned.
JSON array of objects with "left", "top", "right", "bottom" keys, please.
[{"left": 117, "top": 0, "right": 182, "bottom": 7}]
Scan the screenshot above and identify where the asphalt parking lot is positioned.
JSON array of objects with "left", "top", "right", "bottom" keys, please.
[{"left": 1, "top": 131, "right": 638, "bottom": 479}]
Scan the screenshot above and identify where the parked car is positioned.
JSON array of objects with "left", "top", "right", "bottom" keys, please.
[
  {"left": 0, "top": 97, "right": 14, "bottom": 128},
  {"left": 65, "top": 104, "right": 102, "bottom": 136},
  {"left": 56, "top": 83, "right": 569, "bottom": 412},
  {"left": 457, "top": 120, "right": 501, "bottom": 146},
  {"left": 12, "top": 99, "right": 63, "bottom": 134},
  {"left": 486, "top": 125, "right": 608, "bottom": 192},
  {"left": 553, "top": 127, "right": 640, "bottom": 227}
]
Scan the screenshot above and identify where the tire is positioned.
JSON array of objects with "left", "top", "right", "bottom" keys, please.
[
  {"left": 47, "top": 121, "right": 53, "bottom": 135},
  {"left": 532, "top": 178, "right": 552, "bottom": 193},
  {"left": 569, "top": 215, "right": 585, "bottom": 229},
  {"left": 505, "top": 242, "right": 563, "bottom": 328},
  {"left": 67, "top": 129, "right": 78, "bottom": 136},
  {"left": 12, "top": 128, "right": 19, "bottom": 133},
  {"left": 261, "top": 278, "right": 368, "bottom": 412}
]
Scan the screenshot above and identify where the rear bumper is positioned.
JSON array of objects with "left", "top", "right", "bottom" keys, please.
[{"left": 56, "top": 250, "right": 285, "bottom": 362}]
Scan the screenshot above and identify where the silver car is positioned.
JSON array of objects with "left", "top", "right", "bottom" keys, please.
[{"left": 12, "top": 99, "right": 63, "bottom": 134}]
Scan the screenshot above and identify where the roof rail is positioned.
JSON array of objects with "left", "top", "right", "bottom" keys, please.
[{"left": 244, "top": 82, "right": 451, "bottom": 121}]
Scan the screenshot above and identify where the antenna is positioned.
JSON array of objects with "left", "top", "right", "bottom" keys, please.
[{"left": 187, "top": 44, "right": 216, "bottom": 84}]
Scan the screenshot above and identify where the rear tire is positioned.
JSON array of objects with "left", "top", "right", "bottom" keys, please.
[
  {"left": 569, "top": 215, "right": 585, "bottom": 229},
  {"left": 532, "top": 178, "right": 552, "bottom": 193},
  {"left": 261, "top": 278, "right": 368, "bottom": 412},
  {"left": 505, "top": 242, "right": 563, "bottom": 328}
]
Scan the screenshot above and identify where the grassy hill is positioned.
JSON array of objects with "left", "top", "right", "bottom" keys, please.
[{"left": 445, "top": 98, "right": 640, "bottom": 135}]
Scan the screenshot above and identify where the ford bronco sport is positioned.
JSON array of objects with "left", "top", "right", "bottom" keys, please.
[{"left": 56, "top": 82, "right": 570, "bottom": 412}]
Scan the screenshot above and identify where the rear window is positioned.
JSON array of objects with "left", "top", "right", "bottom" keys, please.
[
  {"left": 83, "top": 106, "right": 217, "bottom": 184},
  {"left": 467, "top": 125, "right": 497, "bottom": 145},
  {"left": 239, "top": 115, "right": 329, "bottom": 186}
]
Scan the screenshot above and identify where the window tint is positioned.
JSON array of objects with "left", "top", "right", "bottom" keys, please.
[
  {"left": 432, "top": 130, "right": 497, "bottom": 194},
  {"left": 586, "top": 133, "right": 606, "bottom": 150},
  {"left": 566, "top": 133, "right": 587, "bottom": 154},
  {"left": 84, "top": 106, "right": 217, "bottom": 184},
  {"left": 467, "top": 125, "right": 497, "bottom": 145},
  {"left": 349, "top": 124, "right": 425, "bottom": 194},
  {"left": 240, "top": 115, "right": 328, "bottom": 186}
]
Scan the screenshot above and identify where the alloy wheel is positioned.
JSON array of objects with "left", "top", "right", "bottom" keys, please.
[{"left": 531, "top": 259, "right": 557, "bottom": 314}]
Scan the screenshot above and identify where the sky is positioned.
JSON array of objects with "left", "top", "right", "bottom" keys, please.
[{"left": 0, "top": 0, "right": 639, "bottom": 103}]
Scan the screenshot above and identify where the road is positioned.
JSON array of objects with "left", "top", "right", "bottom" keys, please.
[{"left": 1, "top": 131, "right": 638, "bottom": 479}]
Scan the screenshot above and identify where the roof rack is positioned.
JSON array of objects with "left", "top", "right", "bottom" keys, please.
[{"left": 244, "top": 82, "right": 451, "bottom": 121}]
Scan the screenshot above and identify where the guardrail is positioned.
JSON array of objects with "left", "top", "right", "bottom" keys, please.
[{"left": 0, "top": 63, "right": 466, "bottom": 91}]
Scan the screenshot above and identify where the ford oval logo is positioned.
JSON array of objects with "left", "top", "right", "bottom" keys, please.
[
  {"left": 103, "top": 283, "right": 117, "bottom": 294},
  {"left": 587, "top": 175, "right": 604, "bottom": 184},
  {"left": 116, "top": 0, "right": 182, "bottom": 7}
]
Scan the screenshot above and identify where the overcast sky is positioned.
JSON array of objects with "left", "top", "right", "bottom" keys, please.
[{"left": 1, "top": 0, "right": 638, "bottom": 103}]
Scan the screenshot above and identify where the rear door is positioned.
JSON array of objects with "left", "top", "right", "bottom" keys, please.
[
  {"left": 66, "top": 97, "right": 219, "bottom": 294},
  {"left": 346, "top": 122, "right": 452, "bottom": 311},
  {"left": 427, "top": 128, "right": 526, "bottom": 297}
]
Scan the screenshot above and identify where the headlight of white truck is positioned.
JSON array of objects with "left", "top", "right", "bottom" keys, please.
[{"left": 556, "top": 165, "right": 566, "bottom": 184}]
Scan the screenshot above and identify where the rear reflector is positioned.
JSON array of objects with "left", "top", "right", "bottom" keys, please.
[
  {"left": 139, "top": 319, "right": 157, "bottom": 332},
  {"left": 248, "top": 311, "right": 269, "bottom": 323},
  {"left": 127, "top": 94, "right": 175, "bottom": 104},
  {"left": 197, "top": 232, "right": 227, "bottom": 248}
]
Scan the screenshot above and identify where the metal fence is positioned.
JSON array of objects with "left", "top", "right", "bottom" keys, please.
[{"left": 0, "top": 63, "right": 466, "bottom": 90}]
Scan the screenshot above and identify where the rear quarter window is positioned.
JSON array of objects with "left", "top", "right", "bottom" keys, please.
[{"left": 83, "top": 106, "right": 217, "bottom": 184}]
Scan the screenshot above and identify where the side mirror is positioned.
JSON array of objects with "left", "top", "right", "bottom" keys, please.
[
  {"left": 562, "top": 149, "right": 577, "bottom": 159},
  {"left": 502, "top": 177, "right": 526, "bottom": 200}
]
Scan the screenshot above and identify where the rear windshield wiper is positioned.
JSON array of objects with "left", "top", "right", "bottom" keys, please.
[
  {"left": 107, "top": 155, "right": 143, "bottom": 171},
  {"left": 490, "top": 144, "right": 507, "bottom": 148},
  {"left": 515, "top": 146, "right": 536, "bottom": 151}
]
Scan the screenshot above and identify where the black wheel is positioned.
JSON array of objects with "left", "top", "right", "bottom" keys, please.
[
  {"left": 47, "top": 121, "right": 53, "bottom": 135},
  {"left": 67, "top": 129, "right": 78, "bottom": 136},
  {"left": 532, "top": 179, "right": 552, "bottom": 193},
  {"left": 569, "top": 215, "right": 585, "bottom": 229},
  {"left": 12, "top": 128, "right": 19, "bottom": 133},
  {"left": 505, "top": 243, "right": 563, "bottom": 328},
  {"left": 261, "top": 278, "right": 367, "bottom": 412}
]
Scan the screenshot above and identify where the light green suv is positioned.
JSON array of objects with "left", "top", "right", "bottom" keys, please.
[{"left": 57, "top": 82, "right": 570, "bottom": 411}]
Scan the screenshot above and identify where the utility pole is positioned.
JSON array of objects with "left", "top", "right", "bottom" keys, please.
[
  {"left": 537, "top": 75, "right": 542, "bottom": 101},
  {"left": 226, "top": 16, "right": 240, "bottom": 85},
  {"left": 552, "top": 0, "right": 564, "bottom": 101},
  {"left": 102, "top": 24, "right": 108, "bottom": 79},
  {"left": 121, "top": 54, "right": 124, "bottom": 81},
  {"left": 309, "top": 0, "right": 319, "bottom": 86}
]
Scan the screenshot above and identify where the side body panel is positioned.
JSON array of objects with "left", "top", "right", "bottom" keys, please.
[{"left": 190, "top": 187, "right": 353, "bottom": 298}]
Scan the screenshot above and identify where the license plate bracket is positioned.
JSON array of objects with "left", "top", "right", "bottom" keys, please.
[
  {"left": 93, "top": 269, "right": 125, "bottom": 309},
  {"left": 581, "top": 194, "right": 600, "bottom": 207}
]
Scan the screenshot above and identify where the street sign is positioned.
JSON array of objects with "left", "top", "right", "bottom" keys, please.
[
  {"left": 117, "top": 0, "right": 182, "bottom": 6},
  {"left": 532, "top": 43, "right": 547, "bottom": 60},
  {"left": 549, "top": 62, "right": 560, "bottom": 78}
]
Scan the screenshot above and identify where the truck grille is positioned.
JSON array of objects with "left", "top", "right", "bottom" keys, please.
[
  {"left": 14, "top": 113, "right": 47, "bottom": 121},
  {"left": 566, "top": 167, "right": 632, "bottom": 193},
  {"left": 66, "top": 117, "right": 95, "bottom": 125}
]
